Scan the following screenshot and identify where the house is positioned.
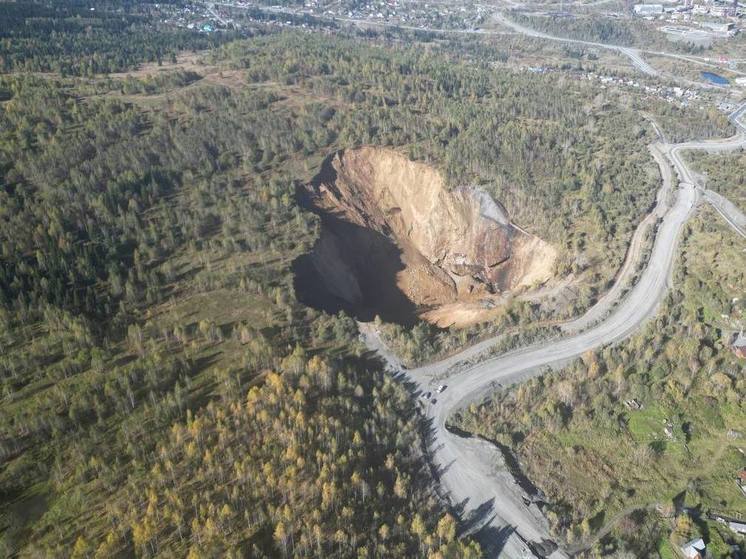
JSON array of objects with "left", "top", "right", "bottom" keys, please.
[
  {"left": 681, "top": 538, "right": 706, "bottom": 559},
  {"left": 710, "top": 6, "right": 737, "bottom": 18},
  {"left": 624, "top": 398, "right": 643, "bottom": 410},
  {"left": 634, "top": 4, "right": 664, "bottom": 16},
  {"left": 732, "top": 331, "right": 746, "bottom": 359},
  {"left": 702, "top": 21, "right": 735, "bottom": 35}
]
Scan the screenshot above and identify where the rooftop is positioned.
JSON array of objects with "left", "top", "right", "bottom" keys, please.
[{"left": 681, "top": 538, "right": 706, "bottom": 559}]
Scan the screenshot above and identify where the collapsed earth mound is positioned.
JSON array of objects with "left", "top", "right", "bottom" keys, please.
[{"left": 293, "top": 147, "right": 556, "bottom": 327}]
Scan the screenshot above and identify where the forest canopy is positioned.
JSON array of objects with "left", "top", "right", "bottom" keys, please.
[{"left": 0, "top": 7, "right": 733, "bottom": 557}]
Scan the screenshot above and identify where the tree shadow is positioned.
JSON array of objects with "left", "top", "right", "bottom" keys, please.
[
  {"left": 458, "top": 498, "right": 497, "bottom": 536},
  {"left": 590, "top": 509, "right": 606, "bottom": 532},
  {"left": 649, "top": 440, "right": 667, "bottom": 455},
  {"left": 359, "top": 337, "right": 521, "bottom": 555},
  {"left": 472, "top": 523, "right": 516, "bottom": 558},
  {"left": 672, "top": 490, "right": 687, "bottom": 515}
]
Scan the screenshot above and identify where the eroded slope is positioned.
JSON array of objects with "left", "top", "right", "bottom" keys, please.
[{"left": 295, "top": 147, "right": 556, "bottom": 326}]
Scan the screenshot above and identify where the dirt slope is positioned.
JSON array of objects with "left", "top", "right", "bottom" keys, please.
[{"left": 296, "top": 147, "right": 557, "bottom": 327}]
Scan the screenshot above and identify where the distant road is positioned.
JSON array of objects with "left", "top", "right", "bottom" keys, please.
[
  {"left": 492, "top": 10, "right": 746, "bottom": 79},
  {"left": 673, "top": 107, "right": 746, "bottom": 239},
  {"left": 492, "top": 11, "right": 658, "bottom": 76},
  {"left": 703, "top": 189, "right": 746, "bottom": 238},
  {"left": 213, "top": 1, "right": 745, "bottom": 78},
  {"left": 363, "top": 104, "right": 746, "bottom": 558}
]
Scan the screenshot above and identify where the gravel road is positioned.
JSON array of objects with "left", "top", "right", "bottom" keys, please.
[{"left": 361, "top": 105, "right": 746, "bottom": 558}]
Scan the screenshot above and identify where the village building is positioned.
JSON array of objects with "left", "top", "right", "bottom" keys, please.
[{"left": 681, "top": 538, "right": 706, "bottom": 559}]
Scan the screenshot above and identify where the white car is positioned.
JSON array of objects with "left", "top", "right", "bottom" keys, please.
[{"left": 437, "top": 385, "right": 446, "bottom": 393}]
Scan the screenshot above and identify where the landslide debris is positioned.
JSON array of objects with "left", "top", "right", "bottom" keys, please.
[{"left": 294, "top": 147, "right": 556, "bottom": 327}]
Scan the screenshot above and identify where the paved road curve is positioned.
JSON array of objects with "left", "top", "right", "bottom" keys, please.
[
  {"left": 213, "top": 2, "right": 745, "bottom": 80},
  {"left": 492, "top": 11, "right": 658, "bottom": 76},
  {"left": 703, "top": 189, "right": 746, "bottom": 239},
  {"left": 363, "top": 106, "right": 746, "bottom": 558},
  {"left": 492, "top": 10, "right": 746, "bottom": 80}
]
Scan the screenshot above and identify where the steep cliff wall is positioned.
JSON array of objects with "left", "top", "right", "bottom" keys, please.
[{"left": 296, "top": 147, "right": 557, "bottom": 326}]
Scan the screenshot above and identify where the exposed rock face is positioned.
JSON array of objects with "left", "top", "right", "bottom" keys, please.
[{"left": 295, "top": 147, "right": 556, "bottom": 326}]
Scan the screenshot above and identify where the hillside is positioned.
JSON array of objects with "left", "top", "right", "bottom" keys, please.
[
  {"left": 296, "top": 147, "right": 556, "bottom": 328},
  {"left": 451, "top": 207, "right": 746, "bottom": 556},
  {"left": 0, "top": 5, "right": 730, "bottom": 556}
]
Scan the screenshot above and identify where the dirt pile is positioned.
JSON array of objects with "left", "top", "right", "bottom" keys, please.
[{"left": 294, "top": 147, "right": 556, "bottom": 327}]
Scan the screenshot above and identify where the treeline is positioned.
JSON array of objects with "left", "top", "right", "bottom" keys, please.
[
  {"left": 375, "top": 300, "right": 550, "bottom": 367},
  {"left": 0, "top": 0, "right": 238, "bottom": 76},
  {"left": 113, "top": 350, "right": 480, "bottom": 558},
  {"left": 0, "top": 29, "right": 494, "bottom": 555},
  {"left": 641, "top": 101, "right": 734, "bottom": 143},
  {"left": 117, "top": 69, "right": 204, "bottom": 95},
  {"left": 687, "top": 150, "right": 746, "bottom": 212}
]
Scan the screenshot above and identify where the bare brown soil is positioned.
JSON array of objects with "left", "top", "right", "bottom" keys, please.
[{"left": 295, "top": 147, "right": 557, "bottom": 327}]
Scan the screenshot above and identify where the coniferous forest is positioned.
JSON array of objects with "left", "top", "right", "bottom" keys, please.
[{"left": 0, "top": 1, "right": 740, "bottom": 557}]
